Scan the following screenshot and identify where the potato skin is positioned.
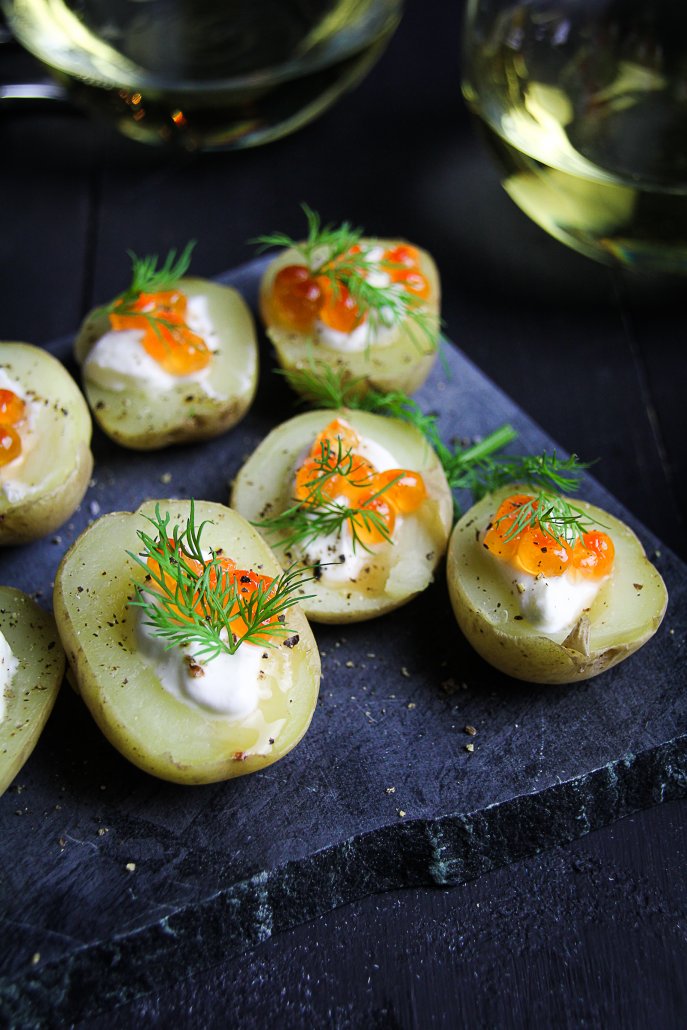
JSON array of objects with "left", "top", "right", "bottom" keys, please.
[
  {"left": 446, "top": 486, "right": 668, "bottom": 684},
  {"left": 0, "top": 587, "right": 64, "bottom": 795},
  {"left": 75, "top": 278, "right": 258, "bottom": 450},
  {"left": 53, "top": 500, "right": 320, "bottom": 784},
  {"left": 0, "top": 342, "right": 93, "bottom": 545},
  {"left": 259, "top": 239, "right": 440, "bottom": 398},
  {"left": 231, "top": 408, "right": 453, "bottom": 623}
]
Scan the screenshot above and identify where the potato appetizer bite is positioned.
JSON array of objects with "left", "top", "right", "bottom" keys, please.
[
  {"left": 0, "top": 586, "right": 64, "bottom": 795},
  {"left": 231, "top": 409, "right": 453, "bottom": 623},
  {"left": 257, "top": 208, "right": 440, "bottom": 398},
  {"left": 1, "top": 342, "right": 93, "bottom": 545},
  {"left": 447, "top": 485, "right": 668, "bottom": 684},
  {"left": 53, "top": 500, "right": 320, "bottom": 784},
  {"left": 75, "top": 245, "right": 258, "bottom": 450}
]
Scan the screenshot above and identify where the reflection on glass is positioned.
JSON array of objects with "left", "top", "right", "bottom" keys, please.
[
  {"left": 2, "top": 0, "right": 403, "bottom": 149},
  {"left": 462, "top": 0, "right": 687, "bottom": 273}
]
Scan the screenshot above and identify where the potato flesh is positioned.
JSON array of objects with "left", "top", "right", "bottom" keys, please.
[
  {"left": 75, "top": 278, "right": 258, "bottom": 450},
  {"left": 259, "top": 241, "right": 441, "bottom": 397},
  {"left": 0, "top": 342, "right": 93, "bottom": 544},
  {"left": 231, "top": 409, "right": 453, "bottom": 623},
  {"left": 0, "top": 587, "right": 64, "bottom": 795},
  {"left": 52, "top": 501, "right": 321, "bottom": 784},
  {"left": 447, "top": 486, "right": 668, "bottom": 684}
]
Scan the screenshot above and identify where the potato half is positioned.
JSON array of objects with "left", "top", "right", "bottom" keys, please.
[
  {"left": 75, "top": 278, "right": 258, "bottom": 450},
  {"left": 0, "top": 587, "right": 64, "bottom": 795},
  {"left": 231, "top": 409, "right": 453, "bottom": 623},
  {"left": 53, "top": 500, "right": 321, "bottom": 784},
  {"left": 446, "top": 486, "right": 668, "bottom": 684},
  {"left": 0, "top": 342, "right": 93, "bottom": 545},
  {"left": 259, "top": 240, "right": 440, "bottom": 398}
]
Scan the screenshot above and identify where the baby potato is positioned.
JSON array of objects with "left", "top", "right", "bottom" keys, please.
[
  {"left": 0, "top": 342, "right": 93, "bottom": 545},
  {"left": 0, "top": 586, "right": 64, "bottom": 795},
  {"left": 231, "top": 409, "right": 453, "bottom": 623},
  {"left": 446, "top": 486, "right": 668, "bottom": 684},
  {"left": 75, "top": 278, "right": 258, "bottom": 450},
  {"left": 53, "top": 500, "right": 320, "bottom": 785},
  {"left": 259, "top": 239, "right": 440, "bottom": 399}
]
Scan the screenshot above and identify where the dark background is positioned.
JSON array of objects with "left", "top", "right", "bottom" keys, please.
[{"left": 2, "top": 0, "right": 686, "bottom": 1025}]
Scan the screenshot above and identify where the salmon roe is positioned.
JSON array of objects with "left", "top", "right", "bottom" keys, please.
[
  {"left": 269, "top": 243, "right": 430, "bottom": 334},
  {"left": 295, "top": 417, "right": 427, "bottom": 546},
  {"left": 147, "top": 547, "right": 279, "bottom": 643},
  {"left": 110, "top": 289, "right": 210, "bottom": 376},
  {"left": 483, "top": 494, "right": 614, "bottom": 579},
  {"left": 0, "top": 388, "right": 26, "bottom": 467}
]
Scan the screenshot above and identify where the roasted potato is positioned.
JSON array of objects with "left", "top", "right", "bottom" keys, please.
[
  {"left": 75, "top": 278, "right": 258, "bottom": 450},
  {"left": 53, "top": 500, "right": 321, "bottom": 784},
  {"left": 259, "top": 239, "right": 440, "bottom": 398},
  {"left": 231, "top": 409, "right": 453, "bottom": 623},
  {"left": 446, "top": 486, "right": 668, "bottom": 684},
  {"left": 0, "top": 586, "right": 64, "bottom": 795},
  {"left": 0, "top": 342, "right": 93, "bottom": 545}
]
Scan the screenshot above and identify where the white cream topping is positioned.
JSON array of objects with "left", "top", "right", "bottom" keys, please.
[
  {"left": 0, "top": 369, "right": 37, "bottom": 504},
  {"left": 489, "top": 555, "right": 607, "bottom": 635},
  {"left": 298, "top": 432, "right": 401, "bottom": 586},
  {"left": 135, "top": 603, "right": 272, "bottom": 719},
  {"left": 0, "top": 629, "right": 19, "bottom": 724},
  {"left": 84, "top": 295, "right": 220, "bottom": 394}
]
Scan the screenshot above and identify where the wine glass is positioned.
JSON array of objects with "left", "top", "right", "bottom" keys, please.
[
  {"left": 1, "top": 0, "right": 403, "bottom": 150},
  {"left": 462, "top": 0, "right": 687, "bottom": 273}
]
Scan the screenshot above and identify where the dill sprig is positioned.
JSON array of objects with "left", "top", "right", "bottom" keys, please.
[
  {"left": 101, "top": 242, "right": 197, "bottom": 342},
  {"left": 277, "top": 364, "right": 595, "bottom": 518},
  {"left": 256, "top": 438, "right": 401, "bottom": 555},
  {"left": 498, "top": 490, "right": 604, "bottom": 547},
  {"left": 128, "top": 502, "right": 312, "bottom": 662},
  {"left": 254, "top": 205, "right": 439, "bottom": 351},
  {"left": 116, "top": 242, "right": 196, "bottom": 305},
  {"left": 254, "top": 204, "right": 361, "bottom": 269}
]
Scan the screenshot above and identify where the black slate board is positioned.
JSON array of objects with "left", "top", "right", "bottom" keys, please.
[{"left": 1, "top": 259, "right": 686, "bottom": 1025}]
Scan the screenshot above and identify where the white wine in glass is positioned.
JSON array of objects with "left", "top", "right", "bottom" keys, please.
[
  {"left": 2, "top": 0, "right": 403, "bottom": 149},
  {"left": 462, "top": 0, "right": 687, "bottom": 273}
]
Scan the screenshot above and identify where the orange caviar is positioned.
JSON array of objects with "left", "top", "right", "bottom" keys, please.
[
  {"left": 269, "top": 243, "right": 430, "bottom": 334},
  {"left": 110, "top": 289, "right": 210, "bottom": 376},
  {"left": 147, "top": 547, "right": 278, "bottom": 643},
  {"left": 296, "top": 418, "right": 427, "bottom": 546},
  {"left": 0, "top": 388, "right": 26, "bottom": 467},
  {"left": 483, "top": 494, "right": 615, "bottom": 579}
]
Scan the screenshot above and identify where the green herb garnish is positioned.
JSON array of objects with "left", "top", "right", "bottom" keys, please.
[
  {"left": 129, "top": 502, "right": 313, "bottom": 662},
  {"left": 101, "top": 242, "right": 197, "bottom": 342},
  {"left": 255, "top": 205, "right": 438, "bottom": 351},
  {"left": 278, "top": 364, "right": 593, "bottom": 518}
]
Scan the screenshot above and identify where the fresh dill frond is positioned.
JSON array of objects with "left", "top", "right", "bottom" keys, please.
[
  {"left": 254, "top": 205, "right": 439, "bottom": 351},
  {"left": 119, "top": 241, "right": 196, "bottom": 303},
  {"left": 497, "top": 490, "right": 604, "bottom": 547},
  {"left": 100, "top": 241, "right": 200, "bottom": 348},
  {"left": 128, "top": 502, "right": 312, "bottom": 661},
  {"left": 464, "top": 451, "right": 592, "bottom": 501},
  {"left": 253, "top": 203, "right": 362, "bottom": 269}
]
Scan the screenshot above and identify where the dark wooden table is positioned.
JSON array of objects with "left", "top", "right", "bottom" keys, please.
[{"left": 2, "top": 1, "right": 686, "bottom": 1025}]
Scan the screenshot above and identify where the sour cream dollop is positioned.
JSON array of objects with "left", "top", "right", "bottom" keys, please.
[
  {"left": 135, "top": 608, "right": 274, "bottom": 720},
  {"left": 84, "top": 295, "right": 220, "bottom": 394},
  {"left": 490, "top": 559, "right": 608, "bottom": 635}
]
